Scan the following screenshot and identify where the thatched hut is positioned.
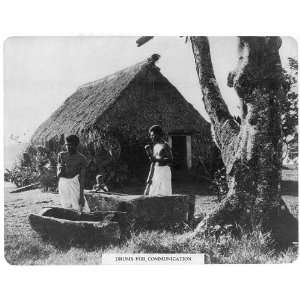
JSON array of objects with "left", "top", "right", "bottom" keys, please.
[{"left": 31, "top": 54, "right": 217, "bottom": 186}]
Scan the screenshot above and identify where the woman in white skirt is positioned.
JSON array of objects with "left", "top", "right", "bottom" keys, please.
[{"left": 144, "top": 125, "right": 173, "bottom": 196}]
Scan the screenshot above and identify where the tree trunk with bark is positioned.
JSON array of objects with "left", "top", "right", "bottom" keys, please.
[{"left": 190, "top": 36, "right": 297, "bottom": 246}]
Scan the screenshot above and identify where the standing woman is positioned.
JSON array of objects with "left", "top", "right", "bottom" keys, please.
[{"left": 145, "top": 125, "right": 173, "bottom": 196}]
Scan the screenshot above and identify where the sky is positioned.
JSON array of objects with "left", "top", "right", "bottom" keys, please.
[{"left": 3, "top": 36, "right": 297, "bottom": 166}]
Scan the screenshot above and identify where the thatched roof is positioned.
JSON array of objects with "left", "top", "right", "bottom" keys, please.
[{"left": 31, "top": 54, "right": 211, "bottom": 146}]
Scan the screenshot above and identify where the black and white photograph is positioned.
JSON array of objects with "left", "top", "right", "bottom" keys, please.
[{"left": 3, "top": 36, "right": 298, "bottom": 265}]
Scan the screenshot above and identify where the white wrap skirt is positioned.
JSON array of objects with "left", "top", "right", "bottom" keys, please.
[
  {"left": 148, "top": 165, "right": 172, "bottom": 196},
  {"left": 58, "top": 175, "right": 90, "bottom": 212}
]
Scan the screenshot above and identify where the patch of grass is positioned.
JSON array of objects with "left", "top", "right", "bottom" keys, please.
[
  {"left": 5, "top": 233, "right": 105, "bottom": 265},
  {"left": 5, "top": 235, "right": 56, "bottom": 265},
  {"left": 213, "top": 231, "right": 277, "bottom": 264},
  {"left": 33, "top": 248, "right": 103, "bottom": 265},
  {"left": 5, "top": 228, "right": 298, "bottom": 265},
  {"left": 106, "top": 229, "right": 298, "bottom": 264}
]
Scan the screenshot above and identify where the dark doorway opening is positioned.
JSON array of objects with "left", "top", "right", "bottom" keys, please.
[{"left": 172, "top": 135, "right": 187, "bottom": 170}]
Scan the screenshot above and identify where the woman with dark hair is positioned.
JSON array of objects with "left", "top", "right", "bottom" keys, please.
[
  {"left": 144, "top": 125, "right": 173, "bottom": 195},
  {"left": 57, "top": 135, "right": 90, "bottom": 212}
]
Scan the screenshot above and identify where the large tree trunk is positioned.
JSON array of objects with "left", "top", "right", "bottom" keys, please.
[{"left": 190, "top": 37, "right": 297, "bottom": 246}]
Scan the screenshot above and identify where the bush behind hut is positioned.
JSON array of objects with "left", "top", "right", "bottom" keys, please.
[{"left": 7, "top": 146, "right": 57, "bottom": 191}]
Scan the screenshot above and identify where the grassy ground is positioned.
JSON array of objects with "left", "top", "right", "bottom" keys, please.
[{"left": 4, "top": 169, "right": 299, "bottom": 265}]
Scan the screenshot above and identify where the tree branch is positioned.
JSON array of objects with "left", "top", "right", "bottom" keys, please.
[{"left": 190, "top": 36, "right": 240, "bottom": 150}]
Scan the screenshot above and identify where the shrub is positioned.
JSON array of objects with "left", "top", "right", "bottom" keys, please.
[
  {"left": 8, "top": 164, "right": 39, "bottom": 187},
  {"left": 7, "top": 146, "right": 58, "bottom": 190}
]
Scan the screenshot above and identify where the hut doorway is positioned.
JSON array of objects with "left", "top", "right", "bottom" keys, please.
[
  {"left": 170, "top": 135, "right": 187, "bottom": 170},
  {"left": 168, "top": 134, "right": 192, "bottom": 171}
]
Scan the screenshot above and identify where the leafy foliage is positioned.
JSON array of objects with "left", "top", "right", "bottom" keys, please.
[
  {"left": 7, "top": 164, "right": 39, "bottom": 188},
  {"left": 281, "top": 57, "right": 298, "bottom": 149},
  {"left": 7, "top": 146, "right": 58, "bottom": 191}
]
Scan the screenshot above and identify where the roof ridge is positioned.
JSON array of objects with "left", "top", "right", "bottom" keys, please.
[{"left": 77, "top": 53, "right": 160, "bottom": 91}]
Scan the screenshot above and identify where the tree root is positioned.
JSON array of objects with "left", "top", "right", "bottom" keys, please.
[{"left": 194, "top": 195, "right": 298, "bottom": 248}]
